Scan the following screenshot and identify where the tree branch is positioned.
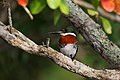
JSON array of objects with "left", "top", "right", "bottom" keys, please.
[
  {"left": 65, "top": 0, "right": 120, "bottom": 68},
  {"left": 0, "top": 21, "right": 120, "bottom": 80},
  {"left": 72, "top": 0, "right": 120, "bottom": 23},
  {"left": 0, "top": 19, "right": 120, "bottom": 79}
]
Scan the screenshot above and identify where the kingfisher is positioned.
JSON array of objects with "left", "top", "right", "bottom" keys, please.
[{"left": 50, "top": 29, "right": 78, "bottom": 59}]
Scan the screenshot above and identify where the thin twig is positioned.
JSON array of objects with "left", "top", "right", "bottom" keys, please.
[
  {"left": 23, "top": 6, "right": 33, "bottom": 20},
  {"left": 8, "top": 3, "right": 13, "bottom": 27}
]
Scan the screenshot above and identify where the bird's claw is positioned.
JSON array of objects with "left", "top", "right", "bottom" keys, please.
[{"left": 42, "top": 38, "right": 50, "bottom": 48}]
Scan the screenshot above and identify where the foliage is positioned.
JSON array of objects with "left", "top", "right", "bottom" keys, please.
[
  {"left": 29, "top": 0, "right": 69, "bottom": 25},
  {"left": 30, "top": 0, "right": 46, "bottom": 14},
  {"left": 87, "top": 9, "right": 112, "bottom": 34},
  {"left": 59, "top": 0, "right": 69, "bottom": 15},
  {"left": 29, "top": 0, "right": 69, "bottom": 15},
  {"left": 100, "top": 16, "right": 112, "bottom": 34}
]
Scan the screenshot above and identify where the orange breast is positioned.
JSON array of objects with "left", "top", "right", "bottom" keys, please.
[{"left": 59, "top": 35, "right": 78, "bottom": 44}]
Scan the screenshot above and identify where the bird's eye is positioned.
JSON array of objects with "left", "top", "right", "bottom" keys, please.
[{"left": 61, "top": 29, "right": 67, "bottom": 33}]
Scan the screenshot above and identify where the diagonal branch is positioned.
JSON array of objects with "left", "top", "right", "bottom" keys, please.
[
  {"left": 66, "top": 0, "right": 120, "bottom": 68},
  {"left": 0, "top": 20, "right": 120, "bottom": 80}
]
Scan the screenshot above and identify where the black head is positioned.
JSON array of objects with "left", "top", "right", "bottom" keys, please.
[{"left": 49, "top": 27, "right": 75, "bottom": 35}]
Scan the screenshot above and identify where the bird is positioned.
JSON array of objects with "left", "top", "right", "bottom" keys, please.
[{"left": 50, "top": 29, "right": 78, "bottom": 59}]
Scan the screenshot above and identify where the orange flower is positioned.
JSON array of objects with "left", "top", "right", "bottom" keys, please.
[
  {"left": 100, "top": 0, "right": 120, "bottom": 15},
  {"left": 18, "top": 0, "right": 28, "bottom": 6},
  {"left": 114, "top": 0, "right": 120, "bottom": 15}
]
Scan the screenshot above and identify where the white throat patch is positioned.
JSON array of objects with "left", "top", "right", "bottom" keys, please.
[{"left": 60, "top": 33, "right": 76, "bottom": 36}]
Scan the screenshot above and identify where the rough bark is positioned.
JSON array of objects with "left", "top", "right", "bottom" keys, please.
[{"left": 66, "top": 0, "right": 120, "bottom": 68}]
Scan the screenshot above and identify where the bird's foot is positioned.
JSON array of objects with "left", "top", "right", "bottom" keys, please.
[{"left": 42, "top": 38, "right": 50, "bottom": 48}]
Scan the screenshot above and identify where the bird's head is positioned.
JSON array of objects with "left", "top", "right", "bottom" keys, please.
[{"left": 50, "top": 28, "right": 78, "bottom": 44}]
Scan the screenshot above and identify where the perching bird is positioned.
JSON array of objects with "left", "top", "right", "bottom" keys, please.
[{"left": 50, "top": 29, "right": 78, "bottom": 59}]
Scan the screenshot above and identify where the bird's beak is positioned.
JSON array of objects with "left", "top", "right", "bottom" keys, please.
[{"left": 49, "top": 31, "right": 63, "bottom": 34}]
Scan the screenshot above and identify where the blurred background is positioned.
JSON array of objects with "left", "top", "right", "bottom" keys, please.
[{"left": 0, "top": 0, "right": 120, "bottom": 80}]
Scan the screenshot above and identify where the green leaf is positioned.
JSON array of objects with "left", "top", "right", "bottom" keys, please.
[
  {"left": 47, "top": 0, "right": 61, "bottom": 9},
  {"left": 59, "top": 0, "right": 69, "bottom": 15},
  {"left": 91, "top": 0, "right": 100, "bottom": 8},
  {"left": 54, "top": 10, "right": 61, "bottom": 25},
  {"left": 100, "top": 17, "right": 112, "bottom": 34},
  {"left": 87, "top": 9, "right": 98, "bottom": 16},
  {"left": 30, "top": 0, "right": 46, "bottom": 14}
]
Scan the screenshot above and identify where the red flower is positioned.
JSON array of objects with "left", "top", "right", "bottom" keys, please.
[
  {"left": 114, "top": 0, "right": 120, "bottom": 15},
  {"left": 18, "top": 0, "right": 28, "bottom": 6},
  {"left": 100, "top": 0, "right": 120, "bottom": 15}
]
